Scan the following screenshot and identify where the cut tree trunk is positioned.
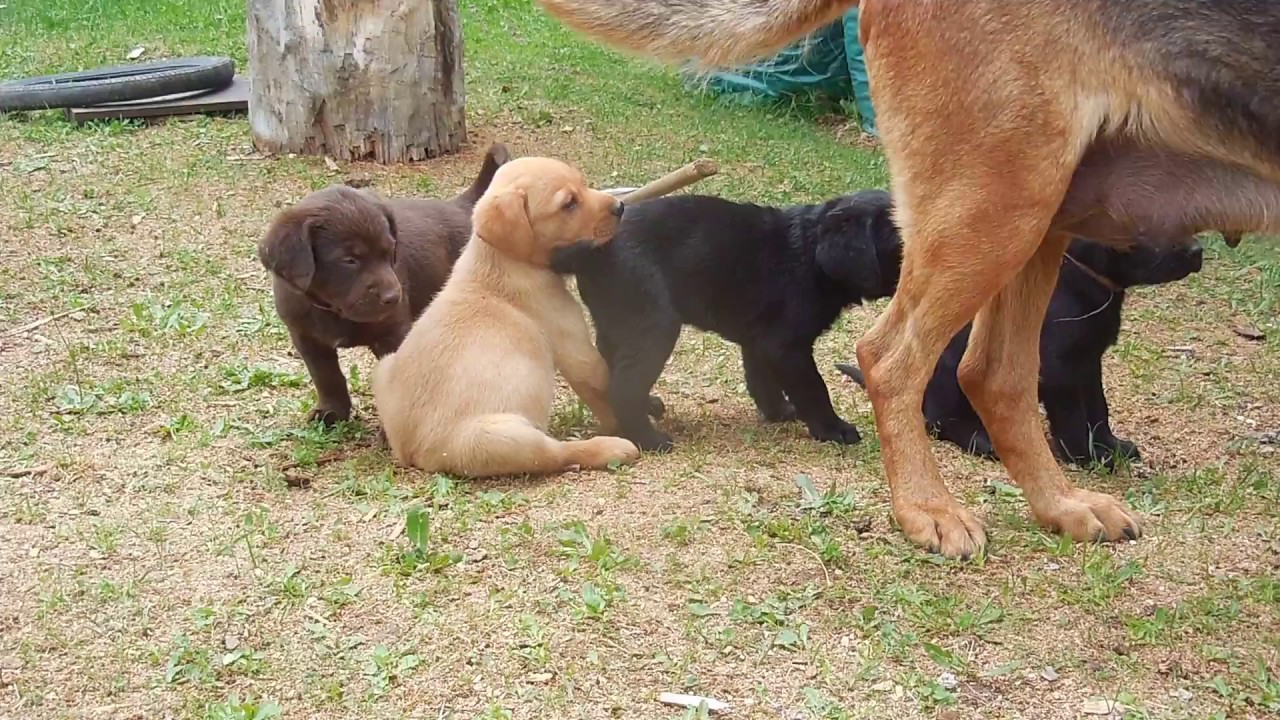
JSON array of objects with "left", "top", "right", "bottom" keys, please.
[{"left": 246, "top": 0, "right": 466, "bottom": 163}]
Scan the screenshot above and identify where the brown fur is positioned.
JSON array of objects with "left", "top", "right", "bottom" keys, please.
[
  {"left": 259, "top": 142, "right": 510, "bottom": 425},
  {"left": 537, "top": 0, "right": 1280, "bottom": 557},
  {"left": 371, "top": 156, "right": 640, "bottom": 478}
]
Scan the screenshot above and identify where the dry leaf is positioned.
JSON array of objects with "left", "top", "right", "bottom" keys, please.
[
  {"left": 324, "top": 156, "right": 339, "bottom": 172},
  {"left": 1232, "top": 322, "right": 1265, "bottom": 341},
  {"left": 127, "top": 46, "right": 145, "bottom": 60}
]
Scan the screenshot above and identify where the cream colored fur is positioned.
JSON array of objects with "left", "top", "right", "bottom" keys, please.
[{"left": 372, "top": 156, "right": 640, "bottom": 478}]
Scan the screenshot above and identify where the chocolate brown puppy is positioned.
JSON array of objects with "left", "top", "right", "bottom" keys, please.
[{"left": 259, "top": 142, "right": 511, "bottom": 425}]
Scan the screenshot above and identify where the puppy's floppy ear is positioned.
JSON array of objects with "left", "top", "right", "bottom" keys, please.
[
  {"left": 815, "top": 211, "right": 884, "bottom": 299},
  {"left": 382, "top": 205, "right": 398, "bottom": 240},
  {"left": 258, "top": 209, "right": 317, "bottom": 290},
  {"left": 474, "top": 188, "right": 535, "bottom": 260},
  {"left": 380, "top": 204, "right": 399, "bottom": 264}
]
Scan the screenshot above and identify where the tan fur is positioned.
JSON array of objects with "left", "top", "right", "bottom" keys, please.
[
  {"left": 372, "top": 156, "right": 640, "bottom": 478},
  {"left": 538, "top": 0, "right": 1280, "bottom": 557}
]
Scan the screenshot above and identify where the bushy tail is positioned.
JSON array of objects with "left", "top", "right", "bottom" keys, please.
[
  {"left": 835, "top": 362, "right": 866, "bottom": 388},
  {"left": 537, "top": 0, "right": 860, "bottom": 68},
  {"left": 454, "top": 142, "right": 513, "bottom": 208}
]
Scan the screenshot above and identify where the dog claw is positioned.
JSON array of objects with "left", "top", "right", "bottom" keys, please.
[
  {"left": 1031, "top": 488, "right": 1143, "bottom": 544},
  {"left": 809, "top": 420, "right": 862, "bottom": 445},
  {"left": 895, "top": 498, "right": 987, "bottom": 559},
  {"left": 307, "top": 405, "right": 351, "bottom": 427}
]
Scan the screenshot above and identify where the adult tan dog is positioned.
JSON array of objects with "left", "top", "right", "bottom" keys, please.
[
  {"left": 372, "top": 156, "right": 641, "bottom": 478},
  {"left": 536, "top": 0, "right": 1280, "bottom": 557}
]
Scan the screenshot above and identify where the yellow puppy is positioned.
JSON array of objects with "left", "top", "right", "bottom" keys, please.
[{"left": 372, "top": 156, "right": 640, "bottom": 477}]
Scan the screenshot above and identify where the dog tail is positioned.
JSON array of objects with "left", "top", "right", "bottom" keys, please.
[
  {"left": 455, "top": 142, "right": 513, "bottom": 208},
  {"left": 537, "top": 0, "right": 860, "bottom": 68},
  {"left": 835, "top": 362, "right": 866, "bottom": 388}
]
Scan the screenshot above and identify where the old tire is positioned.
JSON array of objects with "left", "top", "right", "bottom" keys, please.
[{"left": 0, "top": 56, "right": 234, "bottom": 112}]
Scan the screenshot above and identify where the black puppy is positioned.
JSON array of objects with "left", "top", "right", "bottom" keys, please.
[
  {"left": 550, "top": 189, "right": 901, "bottom": 451},
  {"left": 838, "top": 236, "right": 1205, "bottom": 468}
]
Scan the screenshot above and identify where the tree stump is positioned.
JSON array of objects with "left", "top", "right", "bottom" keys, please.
[{"left": 246, "top": 0, "right": 467, "bottom": 163}]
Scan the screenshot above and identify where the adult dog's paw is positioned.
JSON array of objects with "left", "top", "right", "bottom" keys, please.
[
  {"left": 894, "top": 497, "right": 987, "bottom": 560},
  {"left": 1032, "top": 488, "right": 1142, "bottom": 543}
]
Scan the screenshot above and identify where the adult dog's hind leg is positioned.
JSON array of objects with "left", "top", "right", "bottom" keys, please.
[{"left": 960, "top": 236, "right": 1142, "bottom": 541}]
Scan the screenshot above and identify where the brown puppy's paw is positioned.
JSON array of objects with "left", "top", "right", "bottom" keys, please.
[
  {"left": 308, "top": 405, "right": 352, "bottom": 427},
  {"left": 1031, "top": 489, "right": 1142, "bottom": 543},
  {"left": 894, "top": 498, "right": 987, "bottom": 560}
]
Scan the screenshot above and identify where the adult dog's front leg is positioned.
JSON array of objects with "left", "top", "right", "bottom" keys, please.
[{"left": 960, "top": 235, "right": 1142, "bottom": 542}]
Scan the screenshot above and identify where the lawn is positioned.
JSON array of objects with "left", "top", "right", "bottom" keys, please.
[{"left": 1, "top": 1, "right": 1279, "bottom": 718}]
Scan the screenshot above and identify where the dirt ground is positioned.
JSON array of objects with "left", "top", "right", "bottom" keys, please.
[{"left": 1, "top": 112, "right": 1278, "bottom": 720}]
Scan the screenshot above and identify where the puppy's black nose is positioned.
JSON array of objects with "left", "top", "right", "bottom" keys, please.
[
  {"left": 612, "top": 201, "right": 625, "bottom": 218},
  {"left": 1188, "top": 243, "right": 1204, "bottom": 269}
]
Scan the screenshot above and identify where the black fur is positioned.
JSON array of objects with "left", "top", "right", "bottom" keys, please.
[
  {"left": 838, "top": 236, "right": 1205, "bottom": 468},
  {"left": 550, "top": 189, "right": 901, "bottom": 451}
]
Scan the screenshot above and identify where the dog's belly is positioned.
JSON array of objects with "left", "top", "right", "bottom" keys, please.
[{"left": 1054, "top": 140, "right": 1280, "bottom": 246}]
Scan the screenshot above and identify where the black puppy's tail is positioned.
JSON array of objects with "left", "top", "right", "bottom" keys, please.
[
  {"left": 453, "top": 142, "right": 513, "bottom": 208},
  {"left": 835, "top": 362, "right": 866, "bottom": 388}
]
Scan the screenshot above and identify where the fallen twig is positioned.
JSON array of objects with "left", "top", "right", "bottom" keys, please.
[
  {"left": 1, "top": 463, "right": 54, "bottom": 478},
  {"left": 658, "top": 692, "right": 730, "bottom": 714},
  {"left": 779, "top": 541, "right": 831, "bottom": 587},
  {"left": 1, "top": 303, "right": 96, "bottom": 338}
]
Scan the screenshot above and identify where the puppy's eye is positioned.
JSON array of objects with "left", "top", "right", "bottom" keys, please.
[
  {"left": 341, "top": 256, "right": 359, "bottom": 267},
  {"left": 562, "top": 197, "right": 578, "bottom": 212}
]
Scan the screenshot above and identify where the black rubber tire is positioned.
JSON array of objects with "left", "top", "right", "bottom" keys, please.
[{"left": 0, "top": 56, "right": 235, "bottom": 112}]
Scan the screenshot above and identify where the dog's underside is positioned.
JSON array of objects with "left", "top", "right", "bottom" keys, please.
[{"left": 537, "top": 0, "right": 1280, "bottom": 557}]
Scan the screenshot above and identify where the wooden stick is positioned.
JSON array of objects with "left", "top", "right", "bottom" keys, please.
[
  {"left": 1, "top": 303, "right": 96, "bottom": 338},
  {"left": 619, "top": 158, "right": 718, "bottom": 204},
  {"left": 1, "top": 463, "right": 54, "bottom": 478}
]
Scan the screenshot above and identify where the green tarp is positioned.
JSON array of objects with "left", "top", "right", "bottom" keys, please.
[{"left": 685, "top": 8, "right": 877, "bottom": 136}]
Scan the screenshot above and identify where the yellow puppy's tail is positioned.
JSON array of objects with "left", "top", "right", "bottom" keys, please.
[{"left": 536, "top": 0, "right": 860, "bottom": 68}]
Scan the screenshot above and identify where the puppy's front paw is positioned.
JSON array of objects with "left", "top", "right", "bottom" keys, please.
[
  {"left": 647, "top": 395, "right": 666, "bottom": 420},
  {"left": 759, "top": 401, "right": 797, "bottom": 424},
  {"left": 1111, "top": 437, "right": 1141, "bottom": 462},
  {"left": 308, "top": 404, "right": 352, "bottom": 427},
  {"left": 634, "top": 428, "right": 674, "bottom": 453},
  {"left": 809, "top": 420, "right": 861, "bottom": 445}
]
